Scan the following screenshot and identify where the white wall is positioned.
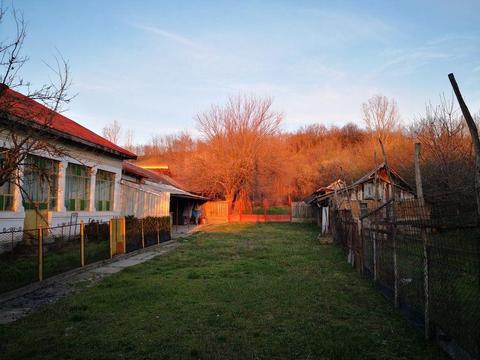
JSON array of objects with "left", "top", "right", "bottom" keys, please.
[{"left": 0, "top": 133, "right": 125, "bottom": 232}]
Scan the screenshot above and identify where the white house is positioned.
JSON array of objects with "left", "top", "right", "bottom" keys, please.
[{"left": 0, "top": 85, "right": 137, "bottom": 232}]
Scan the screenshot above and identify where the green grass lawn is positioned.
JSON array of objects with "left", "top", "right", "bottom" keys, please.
[
  {"left": 0, "top": 223, "right": 445, "bottom": 359},
  {"left": 252, "top": 206, "right": 290, "bottom": 215}
]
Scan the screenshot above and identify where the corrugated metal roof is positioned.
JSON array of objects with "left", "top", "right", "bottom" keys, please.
[{"left": 122, "top": 161, "right": 208, "bottom": 201}]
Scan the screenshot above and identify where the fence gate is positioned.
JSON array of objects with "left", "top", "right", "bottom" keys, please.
[
  {"left": 110, "top": 217, "right": 126, "bottom": 256},
  {"left": 202, "top": 201, "right": 229, "bottom": 224}
]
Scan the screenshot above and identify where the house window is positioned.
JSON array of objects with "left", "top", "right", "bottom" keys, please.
[
  {"left": 22, "top": 155, "right": 59, "bottom": 211},
  {"left": 360, "top": 202, "right": 368, "bottom": 217},
  {"left": 363, "top": 183, "right": 375, "bottom": 200},
  {"left": 65, "top": 163, "right": 90, "bottom": 211},
  {"left": 95, "top": 170, "right": 115, "bottom": 211},
  {"left": 0, "top": 156, "right": 14, "bottom": 211}
]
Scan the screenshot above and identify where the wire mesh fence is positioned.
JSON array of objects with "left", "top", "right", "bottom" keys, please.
[
  {"left": 333, "top": 190, "right": 480, "bottom": 358},
  {"left": 0, "top": 216, "right": 171, "bottom": 296},
  {"left": 126, "top": 216, "right": 171, "bottom": 251},
  {"left": 0, "top": 228, "right": 38, "bottom": 294},
  {"left": 42, "top": 224, "right": 82, "bottom": 279},
  {"left": 84, "top": 221, "right": 110, "bottom": 265}
]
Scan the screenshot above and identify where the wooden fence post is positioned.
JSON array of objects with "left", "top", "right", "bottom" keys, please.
[
  {"left": 80, "top": 220, "right": 85, "bottom": 267},
  {"left": 415, "top": 142, "right": 431, "bottom": 340},
  {"left": 38, "top": 226, "right": 43, "bottom": 281},
  {"left": 109, "top": 219, "right": 113, "bottom": 258},
  {"left": 141, "top": 218, "right": 145, "bottom": 248},
  {"left": 392, "top": 212, "right": 399, "bottom": 308},
  {"left": 122, "top": 217, "right": 126, "bottom": 254},
  {"left": 373, "top": 229, "right": 377, "bottom": 282},
  {"left": 448, "top": 73, "right": 480, "bottom": 218}
]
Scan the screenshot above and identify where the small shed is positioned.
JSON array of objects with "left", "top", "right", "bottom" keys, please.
[{"left": 307, "top": 164, "right": 415, "bottom": 231}]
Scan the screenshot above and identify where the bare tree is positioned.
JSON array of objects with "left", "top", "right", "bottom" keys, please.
[
  {"left": 123, "top": 129, "right": 135, "bottom": 152},
  {"left": 102, "top": 120, "right": 122, "bottom": 144},
  {"left": 0, "top": 4, "right": 72, "bottom": 219},
  {"left": 411, "top": 95, "right": 474, "bottom": 194},
  {"left": 362, "top": 94, "right": 400, "bottom": 143},
  {"left": 192, "top": 95, "right": 282, "bottom": 211}
]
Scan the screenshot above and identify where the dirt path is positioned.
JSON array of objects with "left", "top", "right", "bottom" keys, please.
[{"left": 0, "top": 240, "right": 180, "bottom": 324}]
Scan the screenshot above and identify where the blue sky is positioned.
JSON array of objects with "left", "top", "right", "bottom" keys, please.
[{"left": 5, "top": 0, "right": 480, "bottom": 143}]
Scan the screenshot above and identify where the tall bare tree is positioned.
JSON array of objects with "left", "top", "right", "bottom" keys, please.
[
  {"left": 0, "top": 4, "right": 72, "bottom": 214},
  {"left": 362, "top": 94, "right": 400, "bottom": 143},
  {"left": 192, "top": 95, "right": 282, "bottom": 211},
  {"left": 102, "top": 120, "right": 122, "bottom": 145},
  {"left": 411, "top": 95, "right": 474, "bottom": 194}
]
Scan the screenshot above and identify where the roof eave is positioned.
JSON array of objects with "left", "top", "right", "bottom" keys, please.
[{"left": 2, "top": 113, "right": 137, "bottom": 160}]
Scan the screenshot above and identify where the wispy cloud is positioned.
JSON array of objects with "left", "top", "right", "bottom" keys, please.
[{"left": 135, "top": 24, "right": 199, "bottom": 49}]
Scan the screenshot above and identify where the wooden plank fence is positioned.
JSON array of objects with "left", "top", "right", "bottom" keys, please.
[{"left": 291, "top": 201, "right": 317, "bottom": 223}]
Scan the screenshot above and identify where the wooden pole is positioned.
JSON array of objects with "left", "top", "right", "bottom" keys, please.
[
  {"left": 379, "top": 140, "right": 399, "bottom": 308},
  {"left": 141, "top": 218, "right": 145, "bottom": 249},
  {"left": 80, "top": 220, "right": 85, "bottom": 267},
  {"left": 38, "top": 225, "right": 43, "bottom": 281},
  {"left": 157, "top": 221, "right": 160, "bottom": 245},
  {"left": 109, "top": 219, "right": 113, "bottom": 258},
  {"left": 448, "top": 73, "right": 480, "bottom": 218},
  {"left": 415, "top": 143, "right": 430, "bottom": 340},
  {"left": 122, "top": 217, "right": 126, "bottom": 254},
  {"left": 373, "top": 152, "right": 379, "bottom": 282}
]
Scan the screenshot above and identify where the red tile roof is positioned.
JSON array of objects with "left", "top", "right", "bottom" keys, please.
[{"left": 0, "top": 85, "right": 136, "bottom": 159}]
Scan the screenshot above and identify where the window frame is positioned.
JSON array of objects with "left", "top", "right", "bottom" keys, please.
[
  {"left": 65, "top": 163, "right": 91, "bottom": 211},
  {"left": 22, "top": 154, "right": 59, "bottom": 211},
  {"left": 95, "top": 170, "right": 115, "bottom": 211},
  {"left": 0, "top": 156, "right": 14, "bottom": 211}
]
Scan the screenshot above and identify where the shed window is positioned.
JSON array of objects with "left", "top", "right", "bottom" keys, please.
[
  {"left": 363, "top": 183, "right": 375, "bottom": 200},
  {"left": 22, "top": 155, "right": 59, "bottom": 211},
  {"left": 0, "top": 156, "right": 14, "bottom": 211},
  {"left": 360, "top": 202, "right": 368, "bottom": 217},
  {"left": 65, "top": 163, "right": 90, "bottom": 211},
  {"left": 95, "top": 170, "right": 115, "bottom": 211}
]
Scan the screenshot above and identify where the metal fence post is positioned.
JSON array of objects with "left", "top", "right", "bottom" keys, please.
[
  {"left": 38, "top": 225, "right": 43, "bottom": 281},
  {"left": 141, "top": 218, "right": 145, "bottom": 248},
  {"left": 156, "top": 221, "right": 160, "bottom": 245},
  {"left": 80, "top": 220, "right": 85, "bottom": 267}
]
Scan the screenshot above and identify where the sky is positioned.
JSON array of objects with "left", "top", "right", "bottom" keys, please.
[{"left": 3, "top": 0, "right": 480, "bottom": 144}]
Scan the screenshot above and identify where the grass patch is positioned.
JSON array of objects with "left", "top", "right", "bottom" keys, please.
[
  {"left": 0, "top": 223, "right": 445, "bottom": 359},
  {"left": 252, "top": 206, "right": 290, "bottom": 215}
]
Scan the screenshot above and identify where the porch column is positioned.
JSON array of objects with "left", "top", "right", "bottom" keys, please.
[
  {"left": 89, "top": 167, "right": 97, "bottom": 212},
  {"left": 57, "top": 161, "right": 68, "bottom": 212}
]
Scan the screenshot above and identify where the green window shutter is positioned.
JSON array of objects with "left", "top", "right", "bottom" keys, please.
[
  {"left": 80, "top": 199, "right": 86, "bottom": 211},
  {"left": 105, "top": 201, "right": 110, "bottom": 211},
  {"left": 0, "top": 196, "right": 4, "bottom": 210},
  {"left": 97, "top": 201, "right": 103, "bottom": 211},
  {"left": 69, "top": 199, "right": 76, "bottom": 211}
]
